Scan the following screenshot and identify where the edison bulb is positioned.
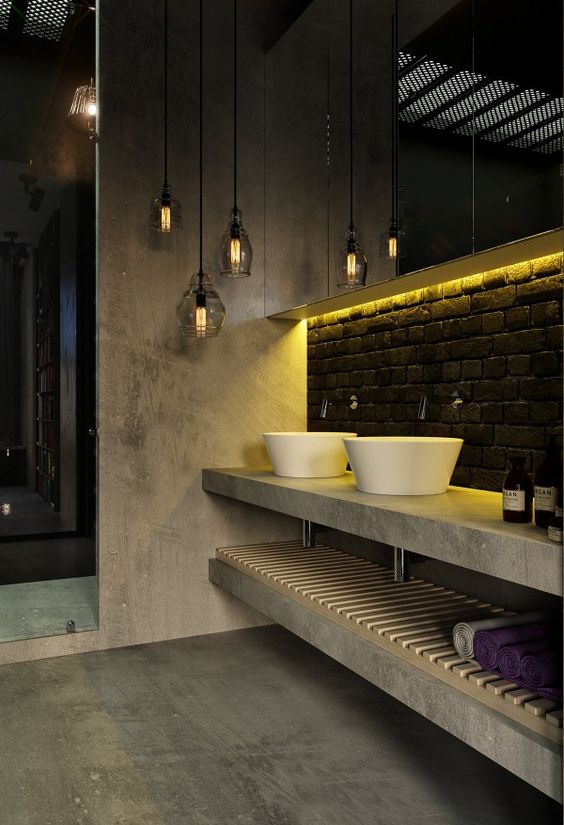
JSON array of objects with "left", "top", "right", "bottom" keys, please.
[
  {"left": 388, "top": 233, "right": 398, "bottom": 258},
  {"left": 160, "top": 205, "right": 171, "bottom": 232},
  {"left": 230, "top": 237, "right": 241, "bottom": 269},
  {"left": 87, "top": 102, "right": 97, "bottom": 117},
  {"left": 346, "top": 251, "right": 357, "bottom": 284},
  {"left": 195, "top": 305, "right": 207, "bottom": 337}
]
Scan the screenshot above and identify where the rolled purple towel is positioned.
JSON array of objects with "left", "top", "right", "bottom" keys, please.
[
  {"left": 498, "top": 639, "right": 555, "bottom": 682},
  {"left": 473, "top": 621, "right": 558, "bottom": 672},
  {"left": 521, "top": 649, "right": 562, "bottom": 689}
]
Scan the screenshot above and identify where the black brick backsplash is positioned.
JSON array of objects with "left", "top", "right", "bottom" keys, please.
[{"left": 307, "top": 254, "right": 563, "bottom": 492}]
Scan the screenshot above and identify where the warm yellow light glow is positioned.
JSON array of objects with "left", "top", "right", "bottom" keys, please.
[
  {"left": 388, "top": 234, "right": 398, "bottom": 258},
  {"left": 87, "top": 102, "right": 97, "bottom": 117},
  {"left": 196, "top": 305, "right": 207, "bottom": 337},
  {"left": 230, "top": 237, "right": 241, "bottom": 269},
  {"left": 160, "top": 205, "right": 171, "bottom": 232},
  {"left": 346, "top": 252, "right": 356, "bottom": 284}
]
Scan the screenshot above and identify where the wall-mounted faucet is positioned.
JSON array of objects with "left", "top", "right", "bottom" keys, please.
[
  {"left": 320, "top": 399, "right": 329, "bottom": 419},
  {"left": 417, "top": 395, "right": 427, "bottom": 421}
]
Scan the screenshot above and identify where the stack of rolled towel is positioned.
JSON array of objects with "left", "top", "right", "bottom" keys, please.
[{"left": 453, "top": 612, "right": 562, "bottom": 703}]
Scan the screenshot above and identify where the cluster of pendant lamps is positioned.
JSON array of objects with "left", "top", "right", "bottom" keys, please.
[{"left": 151, "top": 0, "right": 250, "bottom": 338}]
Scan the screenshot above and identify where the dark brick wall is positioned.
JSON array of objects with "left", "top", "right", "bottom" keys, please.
[{"left": 307, "top": 254, "right": 563, "bottom": 491}]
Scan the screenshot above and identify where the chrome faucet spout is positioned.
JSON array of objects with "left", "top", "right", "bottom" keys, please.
[
  {"left": 417, "top": 395, "right": 427, "bottom": 421},
  {"left": 320, "top": 399, "right": 329, "bottom": 419}
]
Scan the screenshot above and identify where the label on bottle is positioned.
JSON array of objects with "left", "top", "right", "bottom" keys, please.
[
  {"left": 548, "top": 523, "right": 563, "bottom": 543},
  {"left": 534, "top": 486, "right": 557, "bottom": 512},
  {"left": 503, "top": 489, "right": 526, "bottom": 511}
]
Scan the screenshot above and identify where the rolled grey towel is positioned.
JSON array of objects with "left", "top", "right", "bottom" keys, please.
[{"left": 453, "top": 612, "right": 549, "bottom": 660}]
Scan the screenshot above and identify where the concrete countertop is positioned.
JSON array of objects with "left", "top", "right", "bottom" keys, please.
[{"left": 202, "top": 467, "right": 562, "bottom": 596}]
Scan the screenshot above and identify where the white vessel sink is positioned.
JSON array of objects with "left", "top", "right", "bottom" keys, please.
[
  {"left": 263, "top": 432, "right": 357, "bottom": 478},
  {"left": 344, "top": 436, "right": 463, "bottom": 495}
]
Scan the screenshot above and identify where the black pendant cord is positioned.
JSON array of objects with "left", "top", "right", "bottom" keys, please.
[
  {"left": 163, "top": 0, "right": 168, "bottom": 188},
  {"left": 198, "top": 0, "right": 204, "bottom": 280},
  {"left": 233, "top": 0, "right": 238, "bottom": 211},
  {"left": 349, "top": 0, "right": 353, "bottom": 229},
  {"left": 391, "top": 4, "right": 397, "bottom": 224}
]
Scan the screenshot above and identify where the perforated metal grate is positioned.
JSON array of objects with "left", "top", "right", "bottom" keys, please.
[
  {"left": 0, "top": 0, "right": 10, "bottom": 29},
  {"left": 23, "top": 0, "right": 68, "bottom": 40}
]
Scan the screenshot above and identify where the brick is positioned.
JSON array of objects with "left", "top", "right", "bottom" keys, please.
[
  {"left": 451, "top": 466, "right": 471, "bottom": 486},
  {"left": 516, "top": 274, "right": 563, "bottom": 304},
  {"left": 370, "top": 386, "right": 402, "bottom": 404},
  {"left": 361, "top": 403, "right": 391, "bottom": 422},
  {"left": 318, "top": 324, "right": 344, "bottom": 342},
  {"left": 471, "top": 286, "right": 515, "bottom": 313},
  {"left": 470, "top": 468, "right": 505, "bottom": 492},
  {"left": 503, "top": 379, "right": 519, "bottom": 401},
  {"left": 406, "top": 365, "right": 425, "bottom": 385},
  {"left": 348, "top": 337, "right": 362, "bottom": 354},
  {"left": 362, "top": 370, "right": 376, "bottom": 386},
  {"left": 505, "top": 306, "right": 530, "bottom": 330},
  {"left": 460, "top": 445, "right": 483, "bottom": 466},
  {"left": 493, "top": 329, "right": 545, "bottom": 355},
  {"left": 546, "top": 326, "right": 563, "bottom": 349},
  {"left": 482, "top": 268, "right": 507, "bottom": 289},
  {"left": 424, "top": 322, "right": 444, "bottom": 343},
  {"left": 391, "top": 329, "right": 408, "bottom": 346},
  {"left": 442, "top": 319, "right": 462, "bottom": 339},
  {"left": 360, "top": 301, "right": 377, "bottom": 318},
  {"left": 382, "top": 422, "right": 413, "bottom": 436},
  {"left": 374, "top": 368, "right": 391, "bottom": 386},
  {"left": 507, "top": 354, "right": 530, "bottom": 376},
  {"left": 461, "top": 360, "right": 482, "bottom": 379},
  {"left": 461, "top": 274, "right": 485, "bottom": 293},
  {"left": 361, "top": 334, "right": 376, "bottom": 352},
  {"left": 459, "top": 424, "right": 495, "bottom": 446},
  {"left": 354, "top": 353, "right": 381, "bottom": 371},
  {"left": 482, "top": 404, "right": 503, "bottom": 424},
  {"left": 338, "top": 372, "right": 350, "bottom": 387},
  {"left": 423, "top": 284, "right": 443, "bottom": 302},
  {"left": 530, "top": 402, "right": 561, "bottom": 423},
  {"left": 483, "top": 357, "right": 505, "bottom": 379},
  {"left": 429, "top": 296, "right": 471, "bottom": 319},
  {"left": 483, "top": 447, "right": 508, "bottom": 469},
  {"left": 408, "top": 326, "right": 425, "bottom": 344},
  {"left": 418, "top": 422, "right": 453, "bottom": 438},
  {"left": 450, "top": 337, "right": 492, "bottom": 359},
  {"left": 391, "top": 404, "right": 408, "bottom": 421},
  {"left": 349, "top": 371, "right": 364, "bottom": 387},
  {"left": 460, "top": 403, "right": 481, "bottom": 423},
  {"left": 390, "top": 366, "right": 407, "bottom": 384},
  {"left": 520, "top": 377, "right": 563, "bottom": 401},
  {"left": 531, "top": 302, "right": 561, "bottom": 327},
  {"left": 417, "top": 342, "right": 451, "bottom": 363},
  {"left": 504, "top": 403, "right": 529, "bottom": 424},
  {"left": 474, "top": 381, "right": 504, "bottom": 402},
  {"left": 391, "top": 293, "right": 408, "bottom": 310},
  {"left": 495, "top": 426, "right": 546, "bottom": 449},
  {"left": 532, "top": 253, "right": 562, "bottom": 277},
  {"left": 442, "top": 279, "right": 463, "bottom": 297},
  {"left": 460, "top": 316, "right": 482, "bottom": 336},
  {"left": 343, "top": 319, "right": 369, "bottom": 338},
  {"left": 482, "top": 312, "right": 505, "bottom": 333},
  {"left": 423, "top": 363, "right": 442, "bottom": 382},
  {"left": 325, "top": 373, "right": 337, "bottom": 389},
  {"left": 404, "top": 385, "right": 427, "bottom": 403},
  {"left": 367, "top": 314, "right": 396, "bottom": 332},
  {"left": 396, "top": 306, "right": 432, "bottom": 327},
  {"left": 404, "top": 289, "right": 423, "bottom": 306},
  {"left": 382, "top": 346, "right": 417, "bottom": 366},
  {"left": 442, "top": 361, "right": 461, "bottom": 381},
  {"left": 531, "top": 351, "right": 560, "bottom": 376},
  {"left": 374, "top": 331, "right": 392, "bottom": 348},
  {"left": 440, "top": 403, "right": 461, "bottom": 423},
  {"left": 505, "top": 261, "right": 533, "bottom": 283}
]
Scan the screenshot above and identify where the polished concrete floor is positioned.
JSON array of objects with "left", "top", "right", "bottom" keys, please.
[
  {"left": 0, "top": 625, "right": 561, "bottom": 825},
  {"left": 0, "top": 575, "right": 97, "bottom": 642},
  {"left": 0, "top": 485, "right": 64, "bottom": 536}
]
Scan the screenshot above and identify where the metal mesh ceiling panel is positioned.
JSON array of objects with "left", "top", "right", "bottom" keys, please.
[
  {"left": 0, "top": 0, "right": 10, "bottom": 29},
  {"left": 399, "top": 50, "right": 562, "bottom": 155},
  {"left": 23, "top": 0, "right": 68, "bottom": 40}
]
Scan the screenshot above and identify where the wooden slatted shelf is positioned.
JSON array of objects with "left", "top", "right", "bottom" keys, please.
[{"left": 209, "top": 539, "right": 562, "bottom": 801}]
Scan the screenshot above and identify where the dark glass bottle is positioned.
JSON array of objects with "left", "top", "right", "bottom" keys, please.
[
  {"left": 548, "top": 488, "right": 563, "bottom": 543},
  {"left": 534, "top": 436, "right": 563, "bottom": 528},
  {"left": 503, "top": 456, "right": 533, "bottom": 524}
]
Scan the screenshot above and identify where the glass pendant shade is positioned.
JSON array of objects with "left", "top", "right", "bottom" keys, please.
[
  {"left": 219, "top": 208, "right": 252, "bottom": 277},
  {"left": 177, "top": 272, "right": 226, "bottom": 337},
  {"left": 66, "top": 81, "right": 97, "bottom": 136},
  {"left": 150, "top": 184, "right": 182, "bottom": 232},
  {"left": 379, "top": 219, "right": 405, "bottom": 260},
  {"left": 337, "top": 224, "right": 367, "bottom": 289}
]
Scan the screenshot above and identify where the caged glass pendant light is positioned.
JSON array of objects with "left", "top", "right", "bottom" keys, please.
[
  {"left": 66, "top": 78, "right": 97, "bottom": 139},
  {"left": 380, "top": 0, "right": 405, "bottom": 266},
  {"left": 337, "top": 0, "right": 367, "bottom": 289},
  {"left": 219, "top": 0, "right": 252, "bottom": 277},
  {"left": 150, "top": 0, "right": 181, "bottom": 232},
  {"left": 177, "top": 0, "right": 225, "bottom": 338}
]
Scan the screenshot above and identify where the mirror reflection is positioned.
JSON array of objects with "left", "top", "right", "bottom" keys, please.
[{"left": 0, "top": 0, "right": 97, "bottom": 641}]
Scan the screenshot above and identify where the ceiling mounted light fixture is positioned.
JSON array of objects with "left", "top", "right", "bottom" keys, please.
[
  {"left": 381, "top": 0, "right": 405, "bottom": 265},
  {"left": 150, "top": 0, "right": 181, "bottom": 232},
  {"left": 219, "top": 0, "right": 252, "bottom": 277},
  {"left": 337, "top": 0, "right": 367, "bottom": 289},
  {"left": 66, "top": 78, "right": 97, "bottom": 139},
  {"left": 177, "top": 0, "right": 225, "bottom": 338}
]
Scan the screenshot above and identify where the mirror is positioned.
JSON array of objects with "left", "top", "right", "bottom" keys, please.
[
  {"left": 398, "top": 0, "right": 563, "bottom": 274},
  {"left": 0, "top": 0, "right": 97, "bottom": 641}
]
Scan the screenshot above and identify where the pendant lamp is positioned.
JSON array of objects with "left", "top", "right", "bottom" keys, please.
[
  {"left": 380, "top": 0, "right": 405, "bottom": 266},
  {"left": 177, "top": 0, "right": 226, "bottom": 337},
  {"left": 219, "top": 0, "right": 252, "bottom": 277},
  {"left": 66, "top": 79, "right": 97, "bottom": 139},
  {"left": 337, "top": 0, "right": 367, "bottom": 289},
  {"left": 150, "top": 0, "right": 181, "bottom": 232}
]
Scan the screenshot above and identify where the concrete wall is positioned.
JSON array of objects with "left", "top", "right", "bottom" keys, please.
[{"left": 0, "top": 0, "right": 306, "bottom": 665}]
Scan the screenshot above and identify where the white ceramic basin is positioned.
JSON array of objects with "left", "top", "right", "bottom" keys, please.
[
  {"left": 263, "top": 432, "right": 357, "bottom": 478},
  {"left": 343, "top": 436, "right": 463, "bottom": 495}
]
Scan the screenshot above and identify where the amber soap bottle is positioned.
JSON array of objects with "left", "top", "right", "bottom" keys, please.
[
  {"left": 534, "top": 436, "right": 562, "bottom": 528},
  {"left": 503, "top": 456, "right": 533, "bottom": 523}
]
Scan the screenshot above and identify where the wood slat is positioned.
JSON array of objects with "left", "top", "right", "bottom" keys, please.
[
  {"left": 546, "top": 710, "right": 563, "bottom": 728},
  {"left": 525, "top": 699, "right": 560, "bottom": 717},
  {"left": 506, "top": 689, "right": 539, "bottom": 706},
  {"left": 468, "top": 671, "right": 501, "bottom": 687},
  {"left": 486, "top": 680, "right": 519, "bottom": 697}
]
